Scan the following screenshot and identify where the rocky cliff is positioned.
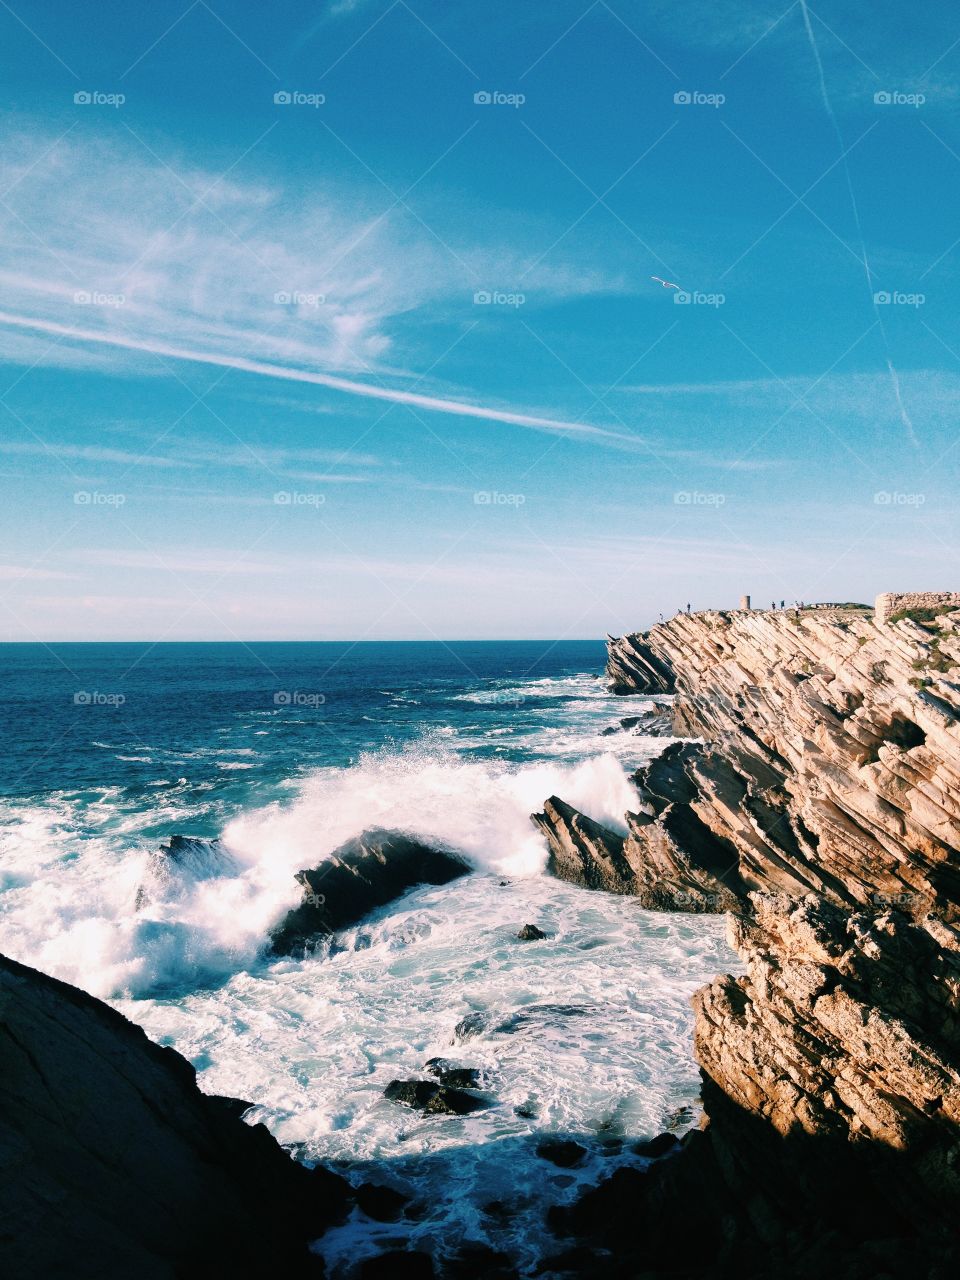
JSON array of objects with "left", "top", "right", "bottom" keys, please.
[{"left": 544, "top": 604, "right": 960, "bottom": 1274}]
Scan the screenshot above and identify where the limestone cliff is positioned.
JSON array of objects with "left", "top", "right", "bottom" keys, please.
[{"left": 545, "top": 603, "right": 960, "bottom": 1272}]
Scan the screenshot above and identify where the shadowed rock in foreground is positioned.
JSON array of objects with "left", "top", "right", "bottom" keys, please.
[
  {"left": 270, "top": 828, "right": 470, "bottom": 956},
  {"left": 0, "top": 952, "right": 350, "bottom": 1278}
]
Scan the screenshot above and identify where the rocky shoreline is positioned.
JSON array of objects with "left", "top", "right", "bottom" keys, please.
[
  {"left": 4, "top": 596, "right": 960, "bottom": 1277},
  {"left": 542, "top": 599, "right": 960, "bottom": 1275}
]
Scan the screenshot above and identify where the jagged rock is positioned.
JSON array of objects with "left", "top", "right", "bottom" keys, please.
[
  {"left": 531, "top": 798, "right": 637, "bottom": 894},
  {"left": 517, "top": 923, "right": 548, "bottom": 940},
  {"left": 0, "top": 951, "right": 350, "bottom": 1278},
  {"left": 383, "top": 1079, "right": 487, "bottom": 1115},
  {"left": 536, "top": 1139, "right": 587, "bottom": 1167},
  {"left": 424, "top": 1058, "right": 481, "bottom": 1088},
  {"left": 135, "top": 834, "right": 237, "bottom": 909},
  {"left": 548, "top": 606, "right": 960, "bottom": 1272},
  {"left": 270, "top": 828, "right": 469, "bottom": 955},
  {"left": 605, "top": 632, "right": 675, "bottom": 694}
]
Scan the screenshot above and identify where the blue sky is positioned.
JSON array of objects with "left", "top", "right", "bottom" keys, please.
[{"left": 1, "top": 0, "right": 959, "bottom": 640}]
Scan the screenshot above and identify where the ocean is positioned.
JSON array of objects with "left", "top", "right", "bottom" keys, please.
[{"left": 0, "top": 640, "right": 735, "bottom": 1273}]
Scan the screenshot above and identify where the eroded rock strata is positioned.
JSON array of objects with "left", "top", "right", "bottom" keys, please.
[{"left": 546, "top": 605, "right": 960, "bottom": 1274}]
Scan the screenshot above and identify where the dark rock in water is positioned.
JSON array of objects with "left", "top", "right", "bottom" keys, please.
[
  {"left": 454, "top": 1010, "right": 488, "bottom": 1041},
  {"left": 499, "top": 880, "right": 510, "bottom": 886},
  {"left": 383, "top": 1079, "right": 438, "bottom": 1109},
  {"left": 634, "top": 1132, "right": 681, "bottom": 1159},
  {"left": 517, "top": 923, "right": 548, "bottom": 940},
  {"left": 355, "top": 1182, "right": 410, "bottom": 1222},
  {"left": 359, "top": 1250, "right": 435, "bottom": 1279},
  {"left": 269, "top": 828, "right": 469, "bottom": 956},
  {"left": 0, "top": 951, "right": 350, "bottom": 1278},
  {"left": 514, "top": 1104, "right": 537, "bottom": 1119},
  {"left": 547, "top": 1165, "right": 649, "bottom": 1241},
  {"left": 534, "top": 1245, "right": 607, "bottom": 1276},
  {"left": 537, "top": 1139, "right": 587, "bottom": 1168},
  {"left": 383, "top": 1079, "right": 487, "bottom": 1115},
  {"left": 495, "top": 1003, "right": 598, "bottom": 1035},
  {"left": 135, "top": 834, "right": 237, "bottom": 909},
  {"left": 446, "top": 1242, "right": 518, "bottom": 1279},
  {"left": 424, "top": 1058, "right": 481, "bottom": 1089}
]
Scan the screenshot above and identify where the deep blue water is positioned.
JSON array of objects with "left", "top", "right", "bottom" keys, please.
[{"left": 0, "top": 639, "right": 605, "bottom": 801}]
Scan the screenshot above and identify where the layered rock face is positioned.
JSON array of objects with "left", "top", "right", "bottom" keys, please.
[
  {"left": 0, "top": 952, "right": 350, "bottom": 1278},
  {"left": 605, "top": 631, "right": 675, "bottom": 694},
  {"left": 552, "top": 605, "right": 960, "bottom": 1270}
]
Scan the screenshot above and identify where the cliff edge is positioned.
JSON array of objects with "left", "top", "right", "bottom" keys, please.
[{"left": 545, "top": 600, "right": 960, "bottom": 1274}]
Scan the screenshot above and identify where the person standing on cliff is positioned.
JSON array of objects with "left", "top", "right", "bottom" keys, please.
[{"left": 686, "top": 602, "right": 691, "bottom": 613}]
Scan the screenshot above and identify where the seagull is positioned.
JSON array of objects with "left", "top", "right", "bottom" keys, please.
[{"left": 651, "top": 275, "right": 681, "bottom": 289}]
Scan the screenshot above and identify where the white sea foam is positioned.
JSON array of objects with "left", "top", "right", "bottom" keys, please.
[
  {"left": 0, "top": 734, "right": 641, "bottom": 999},
  {"left": 122, "top": 873, "right": 737, "bottom": 1274}
]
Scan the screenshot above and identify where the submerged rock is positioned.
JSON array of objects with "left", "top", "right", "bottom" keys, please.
[
  {"left": 0, "top": 951, "right": 350, "bottom": 1278},
  {"left": 537, "top": 1139, "right": 587, "bottom": 1168},
  {"left": 633, "top": 1132, "right": 680, "bottom": 1159},
  {"left": 355, "top": 1182, "right": 410, "bottom": 1222},
  {"left": 517, "top": 923, "right": 548, "bottom": 940},
  {"left": 269, "top": 828, "right": 469, "bottom": 955},
  {"left": 453, "top": 1011, "right": 489, "bottom": 1041},
  {"left": 383, "top": 1079, "right": 487, "bottom": 1115},
  {"left": 359, "top": 1250, "right": 435, "bottom": 1279}
]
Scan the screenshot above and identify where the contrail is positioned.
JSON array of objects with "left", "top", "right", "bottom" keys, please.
[
  {"left": 798, "top": 0, "right": 919, "bottom": 447},
  {"left": 0, "top": 309, "right": 636, "bottom": 446}
]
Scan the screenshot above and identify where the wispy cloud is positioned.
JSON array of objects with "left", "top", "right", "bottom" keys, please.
[{"left": 0, "top": 125, "right": 638, "bottom": 444}]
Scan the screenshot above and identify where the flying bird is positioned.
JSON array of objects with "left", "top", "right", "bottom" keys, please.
[{"left": 651, "top": 276, "right": 681, "bottom": 289}]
